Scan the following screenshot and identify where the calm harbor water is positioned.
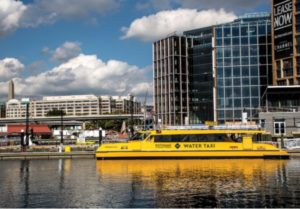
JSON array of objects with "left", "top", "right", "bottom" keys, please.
[{"left": 0, "top": 158, "right": 300, "bottom": 208}]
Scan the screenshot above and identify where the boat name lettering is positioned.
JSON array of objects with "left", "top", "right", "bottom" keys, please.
[
  {"left": 104, "top": 146, "right": 118, "bottom": 149},
  {"left": 155, "top": 144, "right": 172, "bottom": 148},
  {"left": 121, "top": 146, "right": 128, "bottom": 150},
  {"left": 257, "top": 146, "right": 266, "bottom": 150},
  {"left": 183, "top": 144, "right": 216, "bottom": 149}
]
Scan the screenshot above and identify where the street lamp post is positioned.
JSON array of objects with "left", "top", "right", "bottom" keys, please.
[
  {"left": 129, "top": 94, "right": 134, "bottom": 137},
  {"left": 20, "top": 129, "right": 25, "bottom": 152},
  {"left": 25, "top": 103, "right": 29, "bottom": 147},
  {"left": 99, "top": 128, "right": 102, "bottom": 145},
  {"left": 60, "top": 109, "right": 64, "bottom": 152},
  {"left": 21, "top": 98, "right": 30, "bottom": 152}
]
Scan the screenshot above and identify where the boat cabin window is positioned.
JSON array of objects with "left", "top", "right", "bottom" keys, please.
[
  {"left": 130, "top": 132, "right": 150, "bottom": 141},
  {"left": 154, "top": 134, "right": 238, "bottom": 142}
]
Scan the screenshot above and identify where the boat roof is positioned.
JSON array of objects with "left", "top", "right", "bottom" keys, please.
[
  {"left": 146, "top": 130, "right": 264, "bottom": 135},
  {"left": 140, "top": 125, "right": 265, "bottom": 135}
]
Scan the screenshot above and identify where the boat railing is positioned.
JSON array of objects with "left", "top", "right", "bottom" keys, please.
[{"left": 164, "top": 125, "right": 261, "bottom": 131}]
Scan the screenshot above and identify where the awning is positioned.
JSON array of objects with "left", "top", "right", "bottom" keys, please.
[{"left": 7, "top": 124, "right": 52, "bottom": 134}]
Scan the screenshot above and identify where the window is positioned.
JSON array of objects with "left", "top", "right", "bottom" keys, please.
[
  {"left": 232, "top": 37, "right": 240, "bottom": 45},
  {"left": 234, "top": 99, "right": 242, "bottom": 107},
  {"left": 258, "top": 25, "right": 266, "bottom": 35},
  {"left": 216, "top": 39, "right": 223, "bottom": 46},
  {"left": 250, "top": 37, "right": 257, "bottom": 45},
  {"left": 216, "top": 48, "right": 223, "bottom": 57},
  {"left": 234, "top": 87, "right": 241, "bottom": 97},
  {"left": 250, "top": 46, "right": 257, "bottom": 56},
  {"left": 233, "top": 67, "right": 241, "bottom": 77},
  {"left": 224, "top": 27, "right": 231, "bottom": 37},
  {"left": 241, "top": 37, "right": 248, "bottom": 45},
  {"left": 232, "top": 27, "right": 239, "bottom": 36},
  {"left": 241, "top": 46, "right": 249, "bottom": 56},
  {"left": 216, "top": 68, "right": 223, "bottom": 77},
  {"left": 216, "top": 28, "right": 222, "bottom": 37},
  {"left": 224, "top": 38, "right": 231, "bottom": 46},
  {"left": 234, "top": 78, "right": 241, "bottom": 86},
  {"left": 241, "top": 26, "right": 248, "bottom": 36},
  {"left": 154, "top": 134, "right": 236, "bottom": 142},
  {"left": 274, "top": 121, "right": 286, "bottom": 135}
]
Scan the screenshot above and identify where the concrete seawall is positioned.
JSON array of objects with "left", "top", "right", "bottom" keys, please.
[{"left": 0, "top": 151, "right": 95, "bottom": 160}]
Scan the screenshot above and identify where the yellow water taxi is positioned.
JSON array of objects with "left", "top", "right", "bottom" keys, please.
[{"left": 96, "top": 126, "right": 289, "bottom": 159}]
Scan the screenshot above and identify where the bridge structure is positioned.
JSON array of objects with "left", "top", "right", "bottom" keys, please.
[{"left": 0, "top": 114, "right": 144, "bottom": 125}]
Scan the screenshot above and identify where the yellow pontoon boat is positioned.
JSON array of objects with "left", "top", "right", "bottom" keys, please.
[{"left": 96, "top": 126, "right": 289, "bottom": 159}]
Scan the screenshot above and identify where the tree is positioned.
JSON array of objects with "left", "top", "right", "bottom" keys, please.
[
  {"left": 104, "top": 120, "right": 123, "bottom": 131},
  {"left": 46, "top": 108, "right": 66, "bottom": 116}
]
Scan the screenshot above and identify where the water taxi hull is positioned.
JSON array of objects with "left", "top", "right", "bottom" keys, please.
[
  {"left": 96, "top": 129, "right": 289, "bottom": 160},
  {"left": 96, "top": 150, "right": 289, "bottom": 160}
]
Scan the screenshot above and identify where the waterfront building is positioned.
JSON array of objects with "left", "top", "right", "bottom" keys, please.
[
  {"left": 5, "top": 95, "right": 141, "bottom": 119},
  {"left": 153, "top": 13, "right": 272, "bottom": 125},
  {"left": 6, "top": 99, "right": 28, "bottom": 118},
  {"left": 112, "top": 96, "right": 141, "bottom": 114},
  {"left": 100, "top": 96, "right": 113, "bottom": 114},
  {"left": 256, "top": 0, "right": 300, "bottom": 139},
  {"left": 8, "top": 80, "right": 14, "bottom": 101},
  {"left": 214, "top": 13, "right": 272, "bottom": 123},
  {"left": 32, "top": 95, "right": 100, "bottom": 117},
  {"left": 271, "top": 0, "right": 300, "bottom": 85},
  {"left": 153, "top": 36, "right": 190, "bottom": 125}
]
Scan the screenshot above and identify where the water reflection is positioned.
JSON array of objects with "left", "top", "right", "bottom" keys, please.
[
  {"left": 0, "top": 158, "right": 299, "bottom": 208},
  {"left": 96, "top": 159, "right": 300, "bottom": 208},
  {"left": 20, "top": 160, "right": 30, "bottom": 208}
]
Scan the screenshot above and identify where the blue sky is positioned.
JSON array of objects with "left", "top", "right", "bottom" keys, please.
[{"left": 0, "top": 0, "right": 270, "bottom": 102}]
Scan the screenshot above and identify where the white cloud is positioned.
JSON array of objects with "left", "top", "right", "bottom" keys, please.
[
  {"left": 0, "top": 0, "right": 120, "bottom": 36},
  {"left": 0, "top": 0, "right": 27, "bottom": 36},
  {"left": 0, "top": 58, "right": 24, "bottom": 82},
  {"left": 121, "top": 8, "right": 237, "bottom": 42},
  {"left": 0, "top": 54, "right": 152, "bottom": 101},
  {"left": 52, "top": 42, "right": 82, "bottom": 62}
]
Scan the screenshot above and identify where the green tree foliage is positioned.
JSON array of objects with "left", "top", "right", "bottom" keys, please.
[
  {"left": 46, "top": 108, "right": 66, "bottom": 116},
  {"left": 104, "top": 120, "right": 123, "bottom": 131},
  {"left": 84, "top": 120, "right": 123, "bottom": 131}
]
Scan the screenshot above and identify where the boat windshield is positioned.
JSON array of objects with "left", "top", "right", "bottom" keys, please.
[{"left": 130, "top": 132, "right": 150, "bottom": 141}]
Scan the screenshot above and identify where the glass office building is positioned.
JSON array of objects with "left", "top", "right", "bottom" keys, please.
[
  {"left": 153, "top": 13, "right": 272, "bottom": 126},
  {"left": 184, "top": 27, "right": 214, "bottom": 124},
  {"left": 214, "top": 13, "right": 272, "bottom": 123}
]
